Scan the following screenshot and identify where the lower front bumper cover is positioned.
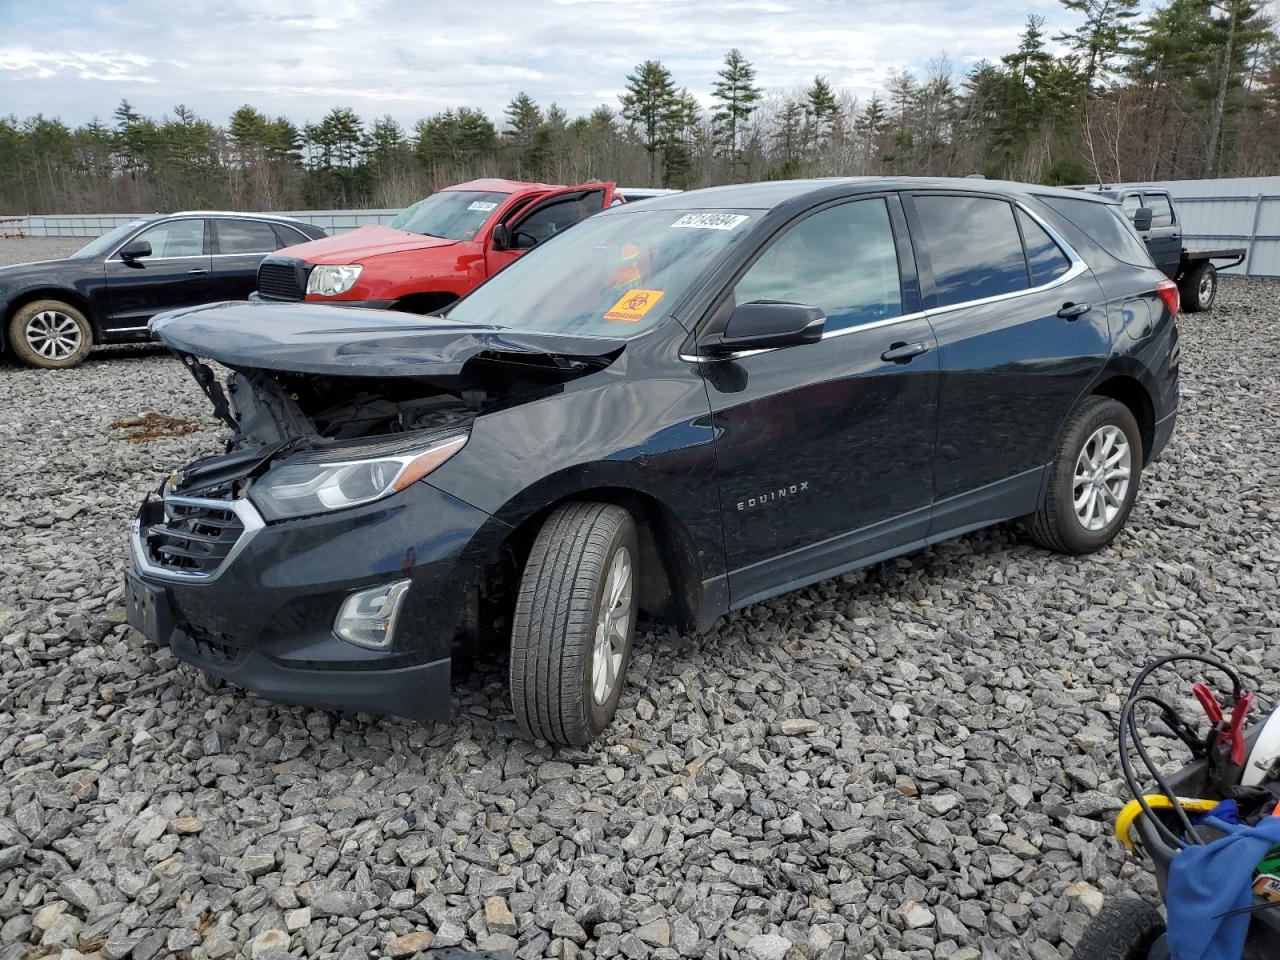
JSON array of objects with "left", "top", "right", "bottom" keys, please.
[{"left": 127, "top": 569, "right": 452, "bottom": 724}]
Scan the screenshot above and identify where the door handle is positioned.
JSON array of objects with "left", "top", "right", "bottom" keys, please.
[
  {"left": 881, "top": 341, "right": 929, "bottom": 363},
  {"left": 1057, "top": 302, "right": 1090, "bottom": 320},
  {"left": 187, "top": 268, "right": 208, "bottom": 275}
]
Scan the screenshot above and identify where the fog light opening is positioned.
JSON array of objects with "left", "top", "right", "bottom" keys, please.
[{"left": 334, "top": 579, "right": 411, "bottom": 649}]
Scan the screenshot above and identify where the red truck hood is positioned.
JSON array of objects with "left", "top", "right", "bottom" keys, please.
[{"left": 284, "top": 224, "right": 457, "bottom": 263}]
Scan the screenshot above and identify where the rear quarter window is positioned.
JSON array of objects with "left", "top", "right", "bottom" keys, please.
[{"left": 1037, "top": 196, "right": 1154, "bottom": 269}]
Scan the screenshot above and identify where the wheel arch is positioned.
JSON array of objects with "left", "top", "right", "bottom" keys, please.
[
  {"left": 482, "top": 484, "right": 704, "bottom": 633},
  {"left": 1090, "top": 373, "right": 1155, "bottom": 461},
  {"left": 3, "top": 287, "right": 98, "bottom": 351},
  {"left": 391, "top": 291, "right": 459, "bottom": 315}
]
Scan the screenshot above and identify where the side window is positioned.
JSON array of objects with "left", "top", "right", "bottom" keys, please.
[
  {"left": 1017, "top": 210, "right": 1072, "bottom": 286},
  {"left": 1144, "top": 193, "right": 1174, "bottom": 227},
  {"left": 733, "top": 197, "right": 903, "bottom": 333},
  {"left": 217, "top": 219, "right": 281, "bottom": 254},
  {"left": 1038, "top": 196, "right": 1154, "bottom": 268},
  {"left": 913, "top": 196, "right": 1028, "bottom": 308},
  {"left": 272, "top": 224, "right": 309, "bottom": 248},
  {"left": 512, "top": 190, "right": 603, "bottom": 249},
  {"left": 132, "top": 219, "right": 205, "bottom": 258},
  {"left": 1121, "top": 194, "right": 1141, "bottom": 217}
]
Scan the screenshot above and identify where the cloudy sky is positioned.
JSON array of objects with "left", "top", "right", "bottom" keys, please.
[{"left": 2, "top": 0, "right": 1081, "bottom": 128}]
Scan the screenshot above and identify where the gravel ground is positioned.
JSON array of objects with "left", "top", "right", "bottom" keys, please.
[{"left": 2, "top": 235, "right": 1279, "bottom": 960}]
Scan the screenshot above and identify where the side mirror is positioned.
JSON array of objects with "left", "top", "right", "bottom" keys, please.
[
  {"left": 490, "top": 224, "right": 511, "bottom": 251},
  {"left": 705, "top": 301, "right": 825, "bottom": 355},
  {"left": 1132, "top": 207, "right": 1153, "bottom": 232},
  {"left": 119, "top": 239, "right": 152, "bottom": 261}
]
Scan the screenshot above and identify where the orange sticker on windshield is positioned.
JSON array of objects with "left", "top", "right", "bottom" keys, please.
[{"left": 604, "top": 289, "right": 665, "bottom": 323}]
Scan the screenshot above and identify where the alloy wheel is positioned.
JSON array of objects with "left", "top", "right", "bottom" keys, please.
[
  {"left": 24, "top": 310, "right": 83, "bottom": 361},
  {"left": 591, "top": 545, "right": 633, "bottom": 705},
  {"left": 1072, "top": 425, "right": 1132, "bottom": 531}
]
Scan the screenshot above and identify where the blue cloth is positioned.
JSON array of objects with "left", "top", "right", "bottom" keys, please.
[{"left": 1165, "top": 813, "right": 1280, "bottom": 960}]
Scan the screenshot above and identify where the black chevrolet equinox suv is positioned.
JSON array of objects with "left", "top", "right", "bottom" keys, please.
[{"left": 127, "top": 177, "right": 1180, "bottom": 744}]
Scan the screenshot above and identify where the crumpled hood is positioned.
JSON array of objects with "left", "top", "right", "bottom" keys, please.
[
  {"left": 150, "top": 301, "right": 626, "bottom": 377},
  {"left": 273, "top": 224, "right": 458, "bottom": 263}
]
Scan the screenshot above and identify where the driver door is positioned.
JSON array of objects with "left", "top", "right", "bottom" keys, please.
[
  {"left": 104, "top": 218, "right": 212, "bottom": 328},
  {"left": 699, "top": 195, "right": 940, "bottom": 606},
  {"left": 485, "top": 182, "right": 616, "bottom": 275}
]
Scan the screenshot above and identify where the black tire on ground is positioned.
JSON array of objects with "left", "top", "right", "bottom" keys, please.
[
  {"left": 7, "top": 299, "right": 93, "bottom": 369},
  {"left": 1179, "top": 262, "right": 1217, "bottom": 313},
  {"left": 1070, "top": 896, "right": 1166, "bottom": 960},
  {"left": 1028, "top": 396, "right": 1144, "bottom": 555},
  {"left": 509, "top": 502, "right": 639, "bottom": 745}
]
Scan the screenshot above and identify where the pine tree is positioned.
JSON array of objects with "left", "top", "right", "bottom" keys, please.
[
  {"left": 504, "top": 93, "right": 544, "bottom": 176},
  {"left": 711, "top": 49, "right": 762, "bottom": 174},
  {"left": 1054, "top": 0, "right": 1142, "bottom": 89},
  {"left": 808, "top": 76, "right": 840, "bottom": 145},
  {"left": 620, "top": 60, "right": 677, "bottom": 183},
  {"left": 661, "top": 88, "right": 701, "bottom": 187}
]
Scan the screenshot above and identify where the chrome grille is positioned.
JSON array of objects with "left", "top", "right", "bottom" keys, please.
[{"left": 134, "top": 494, "right": 263, "bottom": 581}]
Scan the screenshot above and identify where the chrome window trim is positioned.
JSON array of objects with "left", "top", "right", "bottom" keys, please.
[
  {"left": 130, "top": 494, "right": 265, "bottom": 582},
  {"left": 682, "top": 198, "right": 1087, "bottom": 363},
  {"left": 106, "top": 214, "right": 310, "bottom": 262}
]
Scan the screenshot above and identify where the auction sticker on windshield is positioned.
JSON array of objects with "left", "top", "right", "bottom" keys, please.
[
  {"left": 671, "top": 213, "right": 748, "bottom": 230},
  {"left": 604, "top": 289, "right": 665, "bottom": 323},
  {"left": 468, "top": 201, "right": 498, "bottom": 212}
]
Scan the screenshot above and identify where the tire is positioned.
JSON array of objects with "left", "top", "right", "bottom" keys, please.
[
  {"left": 1028, "top": 396, "right": 1144, "bottom": 555},
  {"left": 1070, "top": 896, "right": 1165, "bottom": 960},
  {"left": 8, "top": 299, "right": 93, "bottom": 369},
  {"left": 1179, "top": 262, "right": 1216, "bottom": 313},
  {"left": 509, "top": 502, "right": 639, "bottom": 745}
]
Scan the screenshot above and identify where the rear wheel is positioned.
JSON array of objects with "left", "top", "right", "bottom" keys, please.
[
  {"left": 1180, "top": 262, "right": 1216, "bottom": 312},
  {"left": 1028, "top": 396, "right": 1143, "bottom": 555},
  {"left": 1070, "top": 896, "right": 1165, "bottom": 960},
  {"left": 8, "top": 299, "right": 93, "bottom": 369},
  {"left": 509, "top": 502, "right": 639, "bottom": 745}
]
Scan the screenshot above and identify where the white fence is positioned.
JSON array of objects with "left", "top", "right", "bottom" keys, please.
[
  {"left": 9, "top": 178, "right": 1280, "bottom": 277},
  {"left": 17, "top": 209, "right": 401, "bottom": 238},
  {"left": 1095, "top": 176, "right": 1280, "bottom": 278}
]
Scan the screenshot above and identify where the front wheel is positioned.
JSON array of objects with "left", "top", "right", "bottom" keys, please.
[
  {"left": 509, "top": 502, "right": 639, "bottom": 745},
  {"left": 1180, "top": 263, "right": 1217, "bottom": 313},
  {"left": 8, "top": 299, "right": 93, "bottom": 368},
  {"left": 1028, "top": 396, "right": 1143, "bottom": 555},
  {"left": 1070, "top": 896, "right": 1165, "bottom": 960}
]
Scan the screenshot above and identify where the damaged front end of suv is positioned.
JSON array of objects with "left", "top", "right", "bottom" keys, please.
[{"left": 125, "top": 301, "right": 627, "bottom": 725}]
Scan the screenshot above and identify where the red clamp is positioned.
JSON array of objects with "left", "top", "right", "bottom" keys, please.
[{"left": 1193, "top": 682, "right": 1253, "bottom": 767}]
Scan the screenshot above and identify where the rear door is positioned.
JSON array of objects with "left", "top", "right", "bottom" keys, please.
[
  {"left": 209, "top": 218, "right": 287, "bottom": 301},
  {"left": 1141, "top": 192, "right": 1181, "bottom": 278},
  {"left": 903, "top": 192, "right": 1110, "bottom": 535},
  {"left": 104, "top": 217, "right": 212, "bottom": 330},
  {"left": 485, "top": 183, "right": 616, "bottom": 275},
  {"left": 701, "top": 194, "right": 940, "bottom": 605}
]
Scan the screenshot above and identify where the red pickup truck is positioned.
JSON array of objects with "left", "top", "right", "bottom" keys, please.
[{"left": 254, "top": 179, "right": 617, "bottom": 313}]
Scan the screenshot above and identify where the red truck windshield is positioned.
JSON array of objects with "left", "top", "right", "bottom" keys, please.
[{"left": 388, "top": 190, "right": 508, "bottom": 242}]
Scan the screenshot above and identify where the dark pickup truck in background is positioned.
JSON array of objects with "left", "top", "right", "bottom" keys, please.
[{"left": 1082, "top": 186, "right": 1245, "bottom": 313}]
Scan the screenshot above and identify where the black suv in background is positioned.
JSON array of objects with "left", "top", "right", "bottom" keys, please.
[
  {"left": 128, "top": 178, "right": 1179, "bottom": 745},
  {"left": 1, "top": 212, "right": 325, "bottom": 368}
]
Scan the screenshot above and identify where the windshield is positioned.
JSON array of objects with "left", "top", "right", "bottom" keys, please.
[
  {"left": 388, "top": 191, "right": 508, "bottom": 241},
  {"left": 446, "top": 208, "right": 755, "bottom": 337},
  {"left": 70, "top": 220, "right": 149, "bottom": 259}
]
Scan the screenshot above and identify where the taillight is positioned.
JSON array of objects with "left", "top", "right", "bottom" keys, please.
[{"left": 1155, "top": 279, "right": 1180, "bottom": 319}]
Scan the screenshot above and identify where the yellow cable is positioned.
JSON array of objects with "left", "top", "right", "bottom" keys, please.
[{"left": 1115, "top": 796, "right": 1221, "bottom": 852}]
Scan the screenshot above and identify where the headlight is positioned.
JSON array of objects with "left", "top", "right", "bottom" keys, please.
[
  {"left": 306, "top": 264, "right": 363, "bottom": 297},
  {"left": 251, "top": 434, "right": 467, "bottom": 520}
]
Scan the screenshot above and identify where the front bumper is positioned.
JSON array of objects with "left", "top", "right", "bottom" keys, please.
[
  {"left": 126, "top": 479, "right": 506, "bottom": 724},
  {"left": 249, "top": 291, "right": 396, "bottom": 310}
]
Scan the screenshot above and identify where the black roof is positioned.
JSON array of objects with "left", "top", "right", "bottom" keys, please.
[{"left": 612, "top": 177, "right": 1117, "bottom": 214}]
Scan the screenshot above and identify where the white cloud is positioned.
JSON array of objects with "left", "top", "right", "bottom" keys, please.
[{"left": 0, "top": 0, "right": 1079, "bottom": 126}]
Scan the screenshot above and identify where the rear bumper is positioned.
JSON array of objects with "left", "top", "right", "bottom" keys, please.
[{"left": 1150, "top": 409, "right": 1177, "bottom": 463}]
